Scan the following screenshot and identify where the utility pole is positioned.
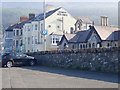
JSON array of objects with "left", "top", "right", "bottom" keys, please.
[{"left": 43, "top": 0, "right": 46, "bottom": 51}]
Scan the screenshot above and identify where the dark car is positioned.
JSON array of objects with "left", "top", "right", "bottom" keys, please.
[{"left": 2, "top": 53, "right": 37, "bottom": 68}]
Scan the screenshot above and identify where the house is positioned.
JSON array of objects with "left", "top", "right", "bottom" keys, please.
[
  {"left": 4, "top": 14, "right": 34, "bottom": 53},
  {"left": 58, "top": 16, "right": 119, "bottom": 50},
  {"left": 23, "top": 7, "right": 77, "bottom": 52},
  {"left": 58, "top": 25, "right": 119, "bottom": 50},
  {"left": 58, "top": 34, "right": 75, "bottom": 50},
  {"left": 67, "top": 26, "right": 102, "bottom": 49},
  {"left": 4, "top": 26, "right": 14, "bottom": 52},
  {"left": 74, "top": 16, "right": 93, "bottom": 33}
]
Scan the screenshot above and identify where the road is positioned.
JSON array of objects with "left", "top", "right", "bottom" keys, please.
[{"left": 2, "top": 66, "right": 119, "bottom": 88}]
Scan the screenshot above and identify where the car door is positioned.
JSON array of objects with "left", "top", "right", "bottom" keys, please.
[
  {"left": 13, "top": 53, "right": 25, "bottom": 65},
  {"left": 19, "top": 54, "right": 28, "bottom": 64}
]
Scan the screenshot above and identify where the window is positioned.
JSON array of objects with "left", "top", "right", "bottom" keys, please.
[
  {"left": 89, "top": 43, "right": 91, "bottom": 48},
  {"left": 28, "top": 26, "right": 30, "bottom": 31},
  {"left": 72, "top": 45, "right": 75, "bottom": 49},
  {"left": 20, "top": 30, "right": 23, "bottom": 36},
  {"left": 35, "top": 24, "right": 38, "bottom": 30},
  {"left": 83, "top": 44, "right": 85, "bottom": 48},
  {"left": 41, "top": 24, "right": 43, "bottom": 30},
  {"left": 86, "top": 44, "right": 87, "bottom": 48},
  {"left": 13, "top": 30, "right": 15, "bottom": 36},
  {"left": 32, "top": 25, "right": 34, "bottom": 31},
  {"left": 32, "top": 36, "right": 34, "bottom": 44},
  {"left": 107, "top": 43, "right": 110, "bottom": 47},
  {"left": 92, "top": 43, "right": 95, "bottom": 48},
  {"left": 16, "top": 30, "right": 19, "bottom": 36},
  {"left": 28, "top": 37, "right": 30, "bottom": 44},
  {"left": 56, "top": 38, "right": 59, "bottom": 43},
  {"left": 80, "top": 45, "right": 82, "bottom": 48},
  {"left": 16, "top": 40, "right": 19, "bottom": 47},
  {"left": 13, "top": 40, "right": 15, "bottom": 46},
  {"left": 20, "top": 40, "right": 23, "bottom": 46},
  {"left": 35, "top": 37, "right": 37, "bottom": 44},
  {"left": 52, "top": 38, "right": 55, "bottom": 44},
  {"left": 70, "top": 27, "right": 74, "bottom": 34}
]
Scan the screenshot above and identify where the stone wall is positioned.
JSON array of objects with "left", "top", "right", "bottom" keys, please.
[{"left": 27, "top": 47, "right": 120, "bottom": 73}]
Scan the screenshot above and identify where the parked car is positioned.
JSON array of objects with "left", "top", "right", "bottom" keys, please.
[{"left": 2, "top": 53, "right": 37, "bottom": 68}]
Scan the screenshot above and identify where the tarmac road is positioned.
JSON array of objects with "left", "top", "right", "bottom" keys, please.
[{"left": 2, "top": 66, "right": 119, "bottom": 88}]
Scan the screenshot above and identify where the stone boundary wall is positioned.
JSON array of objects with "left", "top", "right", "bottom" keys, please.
[{"left": 26, "top": 47, "right": 120, "bottom": 73}]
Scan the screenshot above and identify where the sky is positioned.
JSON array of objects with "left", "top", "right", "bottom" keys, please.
[
  {"left": 1, "top": 1, "right": 119, "bottom": 26},
  {"left": 1, "top": 0, "right": 119, "bottom": 2}
]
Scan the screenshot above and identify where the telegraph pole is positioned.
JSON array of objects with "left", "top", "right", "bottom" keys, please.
[{"left": 43, "top": 0, "right": 46, "bottom": 51}]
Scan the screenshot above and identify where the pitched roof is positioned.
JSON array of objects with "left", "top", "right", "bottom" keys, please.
[
  {"left": 65, "top": 34, "right": 76, "bottom": 40},
  {"left": 74, "top": 16, "right": 92, "bottom": 24},
  {"left": 33, "top": 7, "right": 61, "bottom": 21},
  {"left": 58, "top": 34, "right": 75, "bottom": 45},
  {"left": 106, "top": 30, "right": 120, "bottom": 41},
  {"left": 5, "top": 18, "right": 33, "bottom": 31},
  {"left": 69, "top": 29, "right": 91, "bottom": 43},
  {"left": 94, "top": 26, "right": 119, "bottom": 40},
  {"left": 6, "top": 7, "right": 62, "bottom": 31}
]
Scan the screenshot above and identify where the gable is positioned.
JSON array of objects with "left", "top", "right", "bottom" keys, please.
[
  {"left": 58, "top": 35, "right": 68, "bottom": 45},
  {"left": 87, "top": 27, "right": 102, "bottom": 42}
]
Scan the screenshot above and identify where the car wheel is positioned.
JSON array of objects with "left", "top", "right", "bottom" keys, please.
[
  {"left": 6, "top": 61, "right": 13, "bottom": 68},
  {"left": 29, "top": 60, "right": 35, "bottom": 66}
]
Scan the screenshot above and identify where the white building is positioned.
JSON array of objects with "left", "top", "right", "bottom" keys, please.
[{"left": 23, "top": 7, "right": 77, "bottom": 52}]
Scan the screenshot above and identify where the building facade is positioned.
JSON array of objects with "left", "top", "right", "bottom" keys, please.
[
  {"left": 23, "top": 7, "right": 77, "bottom": 52},
  {"left": 58, "top": 26, "right": 119, "bottom": 50},
  {"left": 0, "top": 29, "right": 3, "bottom": 53}
]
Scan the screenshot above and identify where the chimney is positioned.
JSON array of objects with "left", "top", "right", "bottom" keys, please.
[
  {"left": 29, "top": 13, "right": 35, "bottom": 20},
  {"left": 101, "top": 16, "right": 108, "bottom": 26},
  {"left": 20, "top": 17, "right": 29, "bottom": 23}
]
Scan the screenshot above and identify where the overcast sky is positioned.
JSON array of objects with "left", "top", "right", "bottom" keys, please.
[{"left": 1, "top": 1, "right": 119, "bottom": 26}]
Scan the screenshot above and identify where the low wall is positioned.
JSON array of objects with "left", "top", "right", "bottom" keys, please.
[{"left": 27, "top": 47, "right": 120, "bottom": 73}]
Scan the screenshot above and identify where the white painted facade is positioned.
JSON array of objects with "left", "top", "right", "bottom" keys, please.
[{"left": 23, "top": 7, "right": 77, "bottom": 52}]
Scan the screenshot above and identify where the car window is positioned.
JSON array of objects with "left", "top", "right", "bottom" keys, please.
[{"left": 16, "top": 53, "right": 27, "bottom": 57}]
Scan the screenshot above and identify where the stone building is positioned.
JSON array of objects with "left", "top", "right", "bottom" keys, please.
[
  {"left": 74, "top": 16, "right": 93, "bottom": 32},
  {"left": 58, "top": 34, "right": 75, "bottom": 50},
  {"left": 58, "top": 25, "right": 119, "bottom": 50}
]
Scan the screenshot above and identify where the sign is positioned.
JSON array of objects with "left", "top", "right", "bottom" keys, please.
[{"left": 42, "top": 30, "right": 48, "bottom": 35}]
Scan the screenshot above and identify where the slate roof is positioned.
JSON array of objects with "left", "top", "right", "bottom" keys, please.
[
  {"left": 5, "top": 7, "right": 62, "bottom": 31},
  {"left": 69, "top": 29, "right": 91, "bottom": 43},
  {"left": 106, "top": 30, "right": 120, "bottom": 41},
  {"left": 69, "top": 26, "right": 103, "bottom": 43},
  {"left": 74, "top": 16, "right": 92, "bottom": 24},
  {"left": 33, "top": 7, "right": 61, "bottom": 21}
]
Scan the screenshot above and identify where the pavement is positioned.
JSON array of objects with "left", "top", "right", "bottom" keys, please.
[{"left": 2, "top": 66, "right": 119, "bottom": 88}]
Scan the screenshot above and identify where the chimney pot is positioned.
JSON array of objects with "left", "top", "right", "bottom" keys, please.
[{"left": 101, "top": 16, "right": 109, "bottom": 26}]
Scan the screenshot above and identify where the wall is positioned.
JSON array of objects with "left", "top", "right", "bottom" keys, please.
[{"left": 27, "top": 47, "right": 120, "bottom": 73}]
